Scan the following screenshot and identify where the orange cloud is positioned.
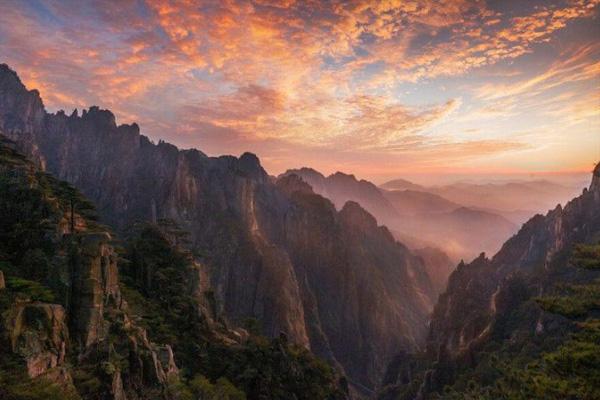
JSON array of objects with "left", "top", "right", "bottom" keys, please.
[{"left": 0, "top": 0, "right": 598, "bottom": 179}]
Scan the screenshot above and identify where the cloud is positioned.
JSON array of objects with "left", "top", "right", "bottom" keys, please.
[
  {"left": 0, "top": 0, "right": 598, "bottom": 178},
  {"left": 475, "top": 43, "right": 600, "bottom": 100}
]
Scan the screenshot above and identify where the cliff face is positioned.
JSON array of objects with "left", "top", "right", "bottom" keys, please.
[
  {"left": 0, "top": 137, "right": 181, "bottom": 399},
  {"left": 281, "top": 166, "right": 518, "bottom": 285},
  {"left": 379, "top": 163, "right": 600, "bottom": 399},
  {"left": 277, "top": 176, "right": 435, "bottom": 387},
  {"left": 0, "top": 64, "right": 435, "bottom": 390}
]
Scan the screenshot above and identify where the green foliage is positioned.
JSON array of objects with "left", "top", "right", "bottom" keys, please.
[
  {"left": 71, "top": 369, "right": 102, "bottom": 395},
  {"left": 536, "top": 282, "right": 600, "bottom": 317},
  {"left": 0, "top": 353, "right": 80, "bottom": 400},
  {"left": 6, "top": 277, "right": 55, "bottom": 302},
  {"left": 189, "top": 375, "right": 246, "bottom": 400},
  {"left": 436, "top": 242, "right": 600, "bottom": 400},
  {"left": 197, "top": 337, "right": 345, "bottom": 400},
  {"left": 0, "top": 173, "right": 57, "bottom": 266},
  {"left": 243, "top": 317, "right": 262, "bottom": 336},
  {"left": 571, "top": 244, "right": 600, "bottom": 270}
]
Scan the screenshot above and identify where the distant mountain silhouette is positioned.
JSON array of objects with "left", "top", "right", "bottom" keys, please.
[{"left": 283, "top": 167, "right": 518, "bottom": 268}]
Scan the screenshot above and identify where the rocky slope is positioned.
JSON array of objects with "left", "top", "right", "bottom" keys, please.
[
  {"left": 276, "top": 175, "right": 435, "bottom": 388},
  {"left": 0, "top": 135, "right": 349, "bottom": 400},
  {"left": 0, "top": 64, "right": 435, "bottom": 390},
  {"left": 379, "top": 162, "right": 600, "bottom": 399}
]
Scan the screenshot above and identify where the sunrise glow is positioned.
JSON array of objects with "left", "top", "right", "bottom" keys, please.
[{"left": 1, "top": 0, "right": 598, "bottom": 181}]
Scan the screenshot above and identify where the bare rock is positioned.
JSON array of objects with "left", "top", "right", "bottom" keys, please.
[{"left": 7, "top": 302, "right": 69, "bottom": 378}]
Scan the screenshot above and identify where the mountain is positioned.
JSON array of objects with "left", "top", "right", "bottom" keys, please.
[
  {"left": 411, "top": 248, "right": 455, "bottom": 299},
  {"left": 0, "top": 136, "right": 349, "bottom": 400},
  {"left": 281, "top": 168, "right": 400, "bottom": 224},
  {"left": 381, "top": 190, "right": 460, "bottom": 216},
  {"left": 380, "top": 177, "right": 583, "bottom": 227},
  {"left": 281, "top": 169, "right": 464, "bottom": 292},
  {"left": 283, "top": 167, "right": 517, "bottom": 267},
  {"left": 400, "top": 207, "right": 517, "bottom": 262},
  {"left": 380, "top": 179, "right": 425, "bottom": 192},
  {"left": 379, "top": 163, "right": 600, "bottom": 399},
  {"left": 0, "top": 64, "right": 435, "bottom": 391},
  {"left": 429, "top": 180, "right": 582, "bottom": 225}
]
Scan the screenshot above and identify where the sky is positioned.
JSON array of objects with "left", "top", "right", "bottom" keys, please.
[{"left": 0, "top": 0, "right": 599, "bottom": 184}]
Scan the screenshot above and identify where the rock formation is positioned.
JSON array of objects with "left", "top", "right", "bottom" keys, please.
[{"left": 0, "top": 136, "right": 181, "bottom": 399}]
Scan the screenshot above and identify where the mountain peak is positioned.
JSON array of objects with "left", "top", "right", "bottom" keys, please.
[
  {"left": 380, "top": 178, "right": 424, "bottom": 191},
  {"left": 81, "top": 105, "right": 117, "bottom": 127},
  {"left": 330, "top": 171, "right": 356, "bottom": 181},
  {"left": 239, "top": 151, "right": 267, "bottom": 180},
  {"left": 591, "top": 161, "right": 600, "bottom": 192},
  {"left": 340, "top": 200, "right": 378, "bottom": 231},
  {"left": 276, "top": 173, "right": 314, "bottom": 196},
  {"left": 281, "top": 167, "right": 325, "bottom": 181}
]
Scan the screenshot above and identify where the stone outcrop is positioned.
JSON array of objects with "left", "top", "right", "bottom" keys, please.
[
  {"left": 7, "top": 302, "right": 69, "bottom": 379},
  {"left": 68, "top": 232, "right": 121, "bottom": 350},
  {"left": 0, "top": 64, "right": 436, "bottom": 390}
]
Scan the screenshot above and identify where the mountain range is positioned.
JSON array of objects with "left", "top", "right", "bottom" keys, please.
[
  {"left": 0, "top": 64, "right": 435, "bottom": 393},
  {"left": 0, "top": 63, "right": 597, "bottom": 400},
  {"left": 381, "top": 178, "right": 582, "bottom": 226},
  {"left": 281, "top": 168, "right": 518, "bottom": 276}
]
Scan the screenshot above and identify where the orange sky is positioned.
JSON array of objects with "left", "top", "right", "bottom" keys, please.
[{"left": 0, "top": 0, "right": 598, "bottom": 182}]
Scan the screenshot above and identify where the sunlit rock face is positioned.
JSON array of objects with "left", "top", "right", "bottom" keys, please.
[
  {"left": 0, "top": 64, "right": 436, "bottom": 389},
  {"left": 380, "top": 162, "right": 600, "bottom": 399}
]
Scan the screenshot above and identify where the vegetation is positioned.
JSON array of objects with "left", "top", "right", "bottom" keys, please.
[
  {"left": 435, "top": 243, "right": 600, "bottom": 400},
  {"left": 121, "top": 223, "right": 347, "bottom": 400}
]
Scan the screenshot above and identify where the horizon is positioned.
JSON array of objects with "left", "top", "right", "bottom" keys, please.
[{"left": 1, "top": 0, "right": 599, "bottom": 183}]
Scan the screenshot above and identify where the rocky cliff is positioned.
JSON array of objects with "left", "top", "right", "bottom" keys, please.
[
  {"left": 0, "top": 136, "right": 182, "bottom": 399},
  {"left": 277, "top": 175, "right": 435, "bottom": 387},
  {"left": 0, "top": 64, "right": 435, "bottom": 390},
  {"left": 0, "top": 135, "right": 349, "bottom": 400},
  {"left": 379, "top": 162, "right": 600, "bottom": 399}
]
